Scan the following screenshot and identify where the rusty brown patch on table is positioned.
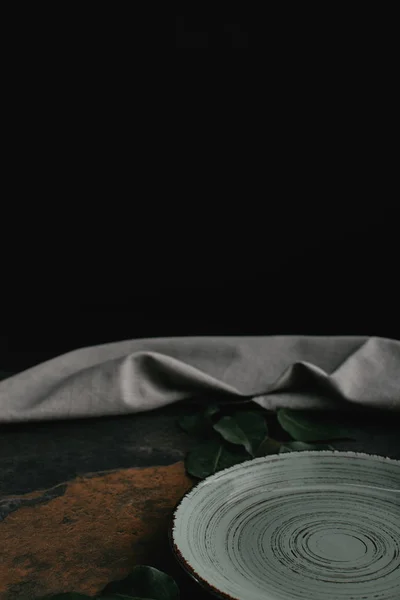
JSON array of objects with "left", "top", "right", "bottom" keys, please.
[{"left": 0, "top": 462, "right": 193, "bottom": 600}]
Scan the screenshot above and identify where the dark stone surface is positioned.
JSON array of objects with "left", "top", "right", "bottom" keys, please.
[
  {"left": 0, "top": 403, "right": 194, "bottom": 497},
  {"left": 1, "top": 401, "right": 400, "bottom": 499},
  {"left": 0, "top": 484, "right": 68, "bottom": 522}
]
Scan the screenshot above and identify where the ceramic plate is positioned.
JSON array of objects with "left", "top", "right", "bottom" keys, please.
[{"left": 171, "top": 451, "right": 400, "bottom": 600}]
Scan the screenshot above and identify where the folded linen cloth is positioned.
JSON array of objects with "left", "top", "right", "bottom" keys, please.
[{"left": 0, "top": 336, "right": 399, "bottom": 422}]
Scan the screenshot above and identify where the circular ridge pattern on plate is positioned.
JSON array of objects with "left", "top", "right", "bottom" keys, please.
[{"left": 172, "top": 451, "right": 400, "bottom": 600}]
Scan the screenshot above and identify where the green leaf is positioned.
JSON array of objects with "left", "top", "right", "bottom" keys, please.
[
  {"left": 178, "top": 413, "right": 213, "bottom": 438},
  {"left": 178, "top": 404, "right": 222, "bottom": 439},
  {"left": 279, "top": 441, "right": 334, "bottom": 453},
  {"left": 204, "top": 404, "right": 220, "bottom": 418},
  {"left": 277, "top": 409, "right": 356, "bottom": 442},
  {"left": 185, "top": 439, "right": 250, "bottom": 479},
  {"left": 100, "top": 566, "right": 179, "bottom": 600},
  {"left": 213, "top": 416, "right": 252, "bottom": 454},
  {"left": 213, "top": 411, "right": 267, "bottom": 456},
  {"left": 255, "top": 437, "right": 282, "bottom": 457}
]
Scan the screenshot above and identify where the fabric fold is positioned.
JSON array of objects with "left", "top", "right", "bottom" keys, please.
[{"left": 0, "top": 336, "right": 399, "bottom": 422}]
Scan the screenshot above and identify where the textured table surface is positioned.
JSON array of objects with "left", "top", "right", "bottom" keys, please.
[{"left": 1, "top": 403, "right": 399, "bottom": 600}]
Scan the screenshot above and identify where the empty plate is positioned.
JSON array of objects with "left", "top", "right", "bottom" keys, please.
[{"left": 171, "top": 451, "right": 400, "bottom": 600}]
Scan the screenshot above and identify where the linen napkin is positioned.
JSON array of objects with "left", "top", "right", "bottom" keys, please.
[{"left": 0, "top": 336, "right": 399, "bottom": 422}]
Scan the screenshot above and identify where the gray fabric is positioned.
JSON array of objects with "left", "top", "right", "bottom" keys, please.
[{"left": 0, "top": 336, "right": 399, "bottom": 423}]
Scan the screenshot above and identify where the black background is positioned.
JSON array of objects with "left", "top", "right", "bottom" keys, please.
[
  {"left": 1, "top": 212, "right": 397, "bottom": 373},
  {"left": 176, "top": 14, "right": 249, "bottom": 48},
  {"left": 0, "top": 9, "right": 396, "bottom": 372}
]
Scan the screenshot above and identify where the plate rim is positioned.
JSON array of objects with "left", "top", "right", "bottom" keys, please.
[{"left": 170, "top": 450, "right": 400, "bottom": 600}]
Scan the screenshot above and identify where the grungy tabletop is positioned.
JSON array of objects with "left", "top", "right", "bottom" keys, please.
[
  {"left": 0, "top": 404, "right": 206, "bottom": 599},
  {"left": 1, "top": 402, "right": 400, "bottom": 600}
]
